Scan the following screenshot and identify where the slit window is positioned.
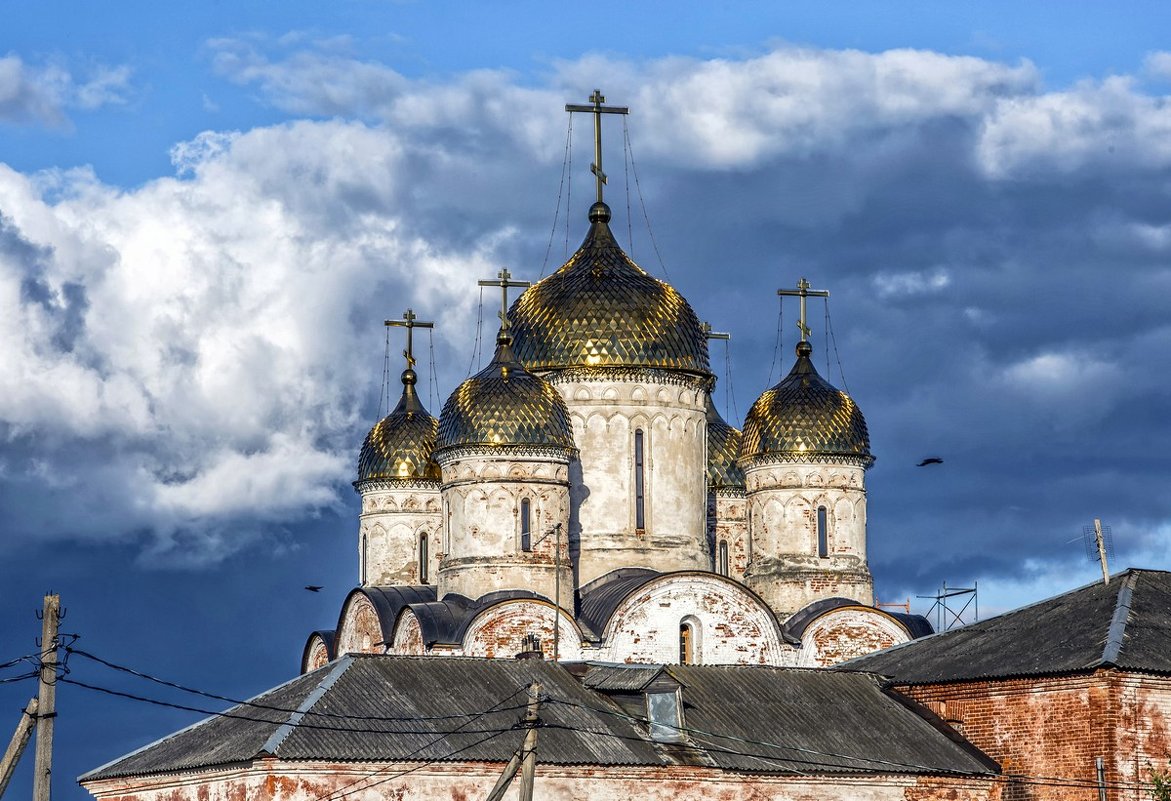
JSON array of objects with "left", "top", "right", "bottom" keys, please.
[
  {"left": 817, "top": 505, "right": 828, "bottom": 558},
  {"left": 360, "top": 532, "right": 368, "bottom": 585},
  {"left": 634, "top": 429, "right": 646, "bottom": 530},
  {"left": 718, "top": 540, "right": 729, "bottom": 576},
  {"left": 520, "top": 498, "right": 532, "bottom": 552},
  {"left": 419, "top": 533, "right": 429, "bottom": 583}
]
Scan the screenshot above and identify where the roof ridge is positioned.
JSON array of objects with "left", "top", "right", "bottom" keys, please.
[
  {"left": 1100, "top": 571, "right": 1139, "bottom": 666},
  {"left": 258, "top": 654, "right": 352, "bottom": 757}
]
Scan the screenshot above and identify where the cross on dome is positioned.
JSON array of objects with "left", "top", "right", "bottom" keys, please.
[
  {"left": 477, "top": 268, "right": 531, "bottom": 332},
  {"left": 777, "top": 278, "right": 829, "bottom": 343},
  {"left": 565, "top": 89, "right": 629, "bottom": 205},
  {"left": 384, "top": 308, "right": 434, "bottom": 370}
]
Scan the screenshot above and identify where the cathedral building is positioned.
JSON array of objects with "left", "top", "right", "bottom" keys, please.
[{"left": 303, "top": 96, "right": 928, "bottom": 673}]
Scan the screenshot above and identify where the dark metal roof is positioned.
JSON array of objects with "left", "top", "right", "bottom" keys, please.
[
  {"left": 83, "top": 656, "right": 996, "bottom": 783},
  {"left": 842, "top": 568, "right": 1171, "bottom": 684},
  {"left": 577, "top": 568, "right": 660, "bottom": 638},
  {"left": 335, "top": 586, "right": 437, "bottom": 647},
  {"left": 784, "top": 598, "right": 932, "bottom": 642}
]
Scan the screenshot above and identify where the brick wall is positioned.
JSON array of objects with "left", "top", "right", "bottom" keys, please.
[{"left": 895, "top": 669, "right": 1171, "bottom": 801}]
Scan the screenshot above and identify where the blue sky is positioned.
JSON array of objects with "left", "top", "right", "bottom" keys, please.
[{"left": 4, "top": 2, "right": 1171, "bottom": 798}]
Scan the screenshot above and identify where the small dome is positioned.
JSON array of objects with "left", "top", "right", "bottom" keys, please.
[
  {"left": 707, "top": 398, "right": 745, "bottom": 489},
  {"left": 357, "top": 370, "right": 440, "bottom": 483},
  {"left": 509, "top": 203, "right": 710, "bottom": 375},
  {"left": 437, "top": 331, "right": 575, "bottom": 451},
  {"left": 740, "top": 342, "right": 873, "bottom": 466}
]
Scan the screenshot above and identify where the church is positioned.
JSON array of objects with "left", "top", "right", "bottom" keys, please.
[{"left": 301, "top": 91, "right": 929, "bottom": 674}]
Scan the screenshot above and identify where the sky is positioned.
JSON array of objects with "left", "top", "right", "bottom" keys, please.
[{"left": 3, "top": 1, "right": 1171, "bottom": 797}]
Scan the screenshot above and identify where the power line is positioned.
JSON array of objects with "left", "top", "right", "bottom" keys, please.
[{"left": 65, "top": 647, "right": 530, "bottom": 723}]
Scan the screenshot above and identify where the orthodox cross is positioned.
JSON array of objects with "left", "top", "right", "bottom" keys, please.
[
  {"left": 384, "top": 308, "right": 433, "bottom": 369},
  {"left": 777, "top": 278, "right": 829, "bottom": 343},
  {"left": 702, "top": 321, "right": 731, "bottom": 344},
  {"left": 477, "top": 268, "right": 531, "bottom": 330},
  {"left": 565, "top": 89, "right": 629, "bottom": 204}
]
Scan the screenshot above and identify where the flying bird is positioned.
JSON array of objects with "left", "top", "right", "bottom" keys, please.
[
  {"left": 304, "top": 585, "right": 324, "bottom": 592},
  {"left": 916, "top": 457, "right": 944, "bottom": 467}
]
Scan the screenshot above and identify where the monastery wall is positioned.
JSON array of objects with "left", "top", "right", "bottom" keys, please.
[
  {"left": 552, "top": 374, "right": 710, "bottom": 585},
  {"left": 898, "top": 670, "right": 1171, "bottom": 801},
  {"left": 82, "top": 759, "right": 1002, "bottom": 801}
]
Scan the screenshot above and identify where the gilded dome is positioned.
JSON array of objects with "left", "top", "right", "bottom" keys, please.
[
  {"left": 707, "top": 398, "right": 745, "bottom": 489},
  {"left": 437, "top": 331, "right": 575, "bottom": 451},
  {"left": 509, "top": 203, "right": 710, "bottom": 375},
  {"left": 740, "top": 342, "right": 873, "bottom": 466},
  {"left": 356, "top": 370, "right": 440, "bottom": 484}
]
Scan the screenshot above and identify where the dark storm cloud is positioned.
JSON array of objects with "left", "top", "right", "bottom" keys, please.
[{"left": 1, "top": 44, "right": 1169, "bottom": 602}]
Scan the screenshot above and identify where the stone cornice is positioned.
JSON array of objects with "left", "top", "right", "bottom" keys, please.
[
  {"left": 741, "top": 453, "right": 874, "bottom": 470},
  {"left": 354, "top": 477, "right": 442, "bottom": 494},
  {"left": 540, "top": 366, "right": 714, "bottom": 392},
  {"left": 435, "top": 443, "right": 576, "bottom": 465}
]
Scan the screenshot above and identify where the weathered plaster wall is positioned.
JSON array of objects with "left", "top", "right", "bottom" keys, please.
[
  {"left": 743, "top": 461, "right": 872, "bottom": 617},
  {"left": 335, "top": 593, "right": 383, "bottom": 655},
  {"left": 303, "top": 635, "right": 331, "bottom": 672},
  {"left": 460, "top": 600, "right": 585, "bottom": 661},
  {"left": 437, "top": 450, "right": 572, "bottom": 608},
  {"left": 600, "top": 574, "right": 792, "bottom": 665},
  {"left": 899, "top": 670, "right": 1171, "bottom": 801},
  {"left": 83, "top": 759, "right": 1001, "bottom": 801},
  {"left": 709, "top": 489, "right": 748, "bottom": 581},
  {"left": 792, "top": 607, "right": 911, "bottom": 667},
  {"left": 357, "top": 480, "right": 441, "bottom": 587},
  {"left": 551, "top": 374, "right": 710, "bottom": 585}
]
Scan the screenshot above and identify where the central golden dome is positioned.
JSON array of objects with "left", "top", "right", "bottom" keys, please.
[
  {"left": 740, "top": 341, "right": 874, "bottom": 466},
  {"left": 509, "top": 203, "right": 710, "bottom": 375}
]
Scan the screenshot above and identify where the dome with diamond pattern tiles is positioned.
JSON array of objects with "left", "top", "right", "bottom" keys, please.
[
  {"left": 707, "top": 398, "right": 745, "bottom": 489},
  {"left": 437, "top": 331, "right": 575, "bottom": 451},
  {"left": 739, "top": 341, "right": 874, "bottom": 466},
  {"left": 357, "top": 370, "right": 441, "bottom": 483},
  {"left": 508, "top": 202, "right": 710, "bottom": 375}
]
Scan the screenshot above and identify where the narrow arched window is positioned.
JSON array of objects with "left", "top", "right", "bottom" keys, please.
[
  {"left": 520, "top": 498, "right": 532, "bottom": 552},
  {"left": 419, "top": 533, "right": 429, "bottom": 584},
  {"left": 718, "top": 540, "right": 729, "bottom": 576},
  {"left": 634, "top": 429, "right": 646, "bottom": 530},
  {"left": 360, "top": 532, "right": 368, "bottom": 585},
  {"left": 817, "top": 505, "right": 828, "bottom": 558},
  {"left": 680, "top": 622, "right": 694, "bottom": 665}
]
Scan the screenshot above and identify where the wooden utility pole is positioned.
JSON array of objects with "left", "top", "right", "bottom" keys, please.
[
  {"left": 33, "top": 594, "right": 59, "bottom": 801},
  {"left": 484, "top": 682, "right": 542, "bottom": 801},
  {"left": 0, "top": 697, "right": 38, "bottom": 798}
]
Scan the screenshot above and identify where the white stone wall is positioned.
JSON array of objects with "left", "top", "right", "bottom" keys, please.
[
  {"left": 743, "top": 461, "right": 873, "bottom": 617},
  {"left": 437, "top": 449, "right": 573, "bottom": 608},
  {"left": 792, "top": 607, "right": 912, "bottom": 667},
  {"left": 599, "top": 573, "right": 793, "bottom": 666},
  {"left": 709, "top": 489, "right": 748, "bottom": 582},
  {"left": 550, "top": 373, "right": 710, "bottom": 585},
  {"left": 461, "top": 600, "right": 585, "bottom": 661},
  {"left": 335, "top": 592, "right": 383, "bottom": 655},
  {"left": 83, "top": 760, "right": 999, "bottom": 801},
  {"left": 357, "top": 481, "right": 441, "bottom": 587}
]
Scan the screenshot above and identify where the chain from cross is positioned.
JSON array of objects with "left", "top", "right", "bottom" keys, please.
[
  {"left": 477, "top": 268, "right": 531, "bottom": 331},
  {"left": 565, "top": 89, "right": 629, "bottom": 204},
  {"left": 384, "top": 308, "right": 434, "bottom": 369},
  {"left": 776, "top": 278, "right": 829, "bottom": 343}
]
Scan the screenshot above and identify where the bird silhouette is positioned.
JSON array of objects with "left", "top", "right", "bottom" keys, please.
[
  {"left": 916, "top": 457, "right": 944, "bottom": 467},
  {"left": 304, "top": 585, "right": 324, "bottom": 592}
]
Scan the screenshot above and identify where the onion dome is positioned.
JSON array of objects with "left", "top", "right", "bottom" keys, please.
[
  {"left": 706, "top": 398, "right": 745, "bottom": 489},
  {"left": 356, "top": 369, "right": 440, "bottom": 484},
  {"left": 740, "top": 341, "right": 873, "bottom": 466},
  {"left": 437, "top": 329, "right": 574, "bottom": 450},
  {"left": 508, "top": 202, "right": 710, "bottom": 375}
]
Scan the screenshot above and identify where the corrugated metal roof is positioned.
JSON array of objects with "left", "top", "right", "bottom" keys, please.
[
  {"left": 581, "top": 664, "right": 667, "bottom": 691},
  {"left": 83, "top": 656, "right": 996, "bottom": 782},
  {"left": 842, "top": 568, "right": 1171, "bottom": 684}
]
